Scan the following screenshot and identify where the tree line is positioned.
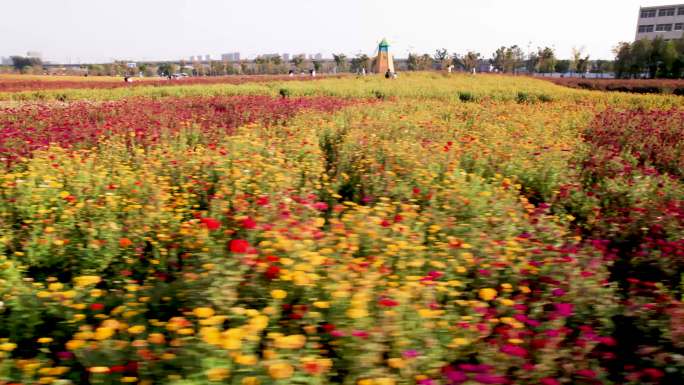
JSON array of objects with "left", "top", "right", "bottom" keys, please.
[
  {"left": 613, "top": 36, "right": 684, "bottom": 78},
  {"left": 4, "top": 36, "right": 684, "bottom": 78}
]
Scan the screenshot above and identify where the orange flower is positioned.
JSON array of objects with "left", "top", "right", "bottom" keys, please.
[{"left": 119, "top": 237, "right": 133, "bottom": 248}]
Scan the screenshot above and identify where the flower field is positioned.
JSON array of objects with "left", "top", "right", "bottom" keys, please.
[{"left": 0, "top": 73, "right": 682, "bottom": 385}]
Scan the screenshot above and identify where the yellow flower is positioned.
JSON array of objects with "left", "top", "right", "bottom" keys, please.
[
  {"left": 94, "top": 327, "right": 115, "bottom": 340},
  {"left": 206, "top": 367, "right": 230, "bottom": 381},
  {"left": 346, "top": 308, "right": 368, "bottom": 319},
  {"left": 37, "top": 337, "right": 53, "bottom": 344},
  {"left": 148, "top": 333, "right": 165, "bottom": 344},
  {"left": 89, "top": 366, "right": 110, "bottom": 374},
  {"left": 375, "top": 378, "right": 396, "bottom": 385},
  {"left": 235, "top": 354, "right": 258, "bottom": 365},
  {"left": 48, "top": 282, "right": 64, "bottom": 291},
  {"left": 0, "top": 342, "right": 17, "bottom": 351},
  {"left": 313, "top": 301, "right": 330, "bottom": 308},
  {"left": 250, "top": 315, "right": 269, "bottom": 330},
  {"left": 193, "top": 307, "right": 215, "bottom": 318},
  {"left": 121, "top": 377, "right": 138, "bottom": 383},
  {"left": 268, "top": 362, "right": 294, "bottom": 379},
  {"left": 242, "top": 377, "right": 260, "bottom": 385},
  {"left": 499, "top": 298, "right": 515, "bottom": 306},
  {"left": 450, "top": 337, "right": 470, "bottom": 347},
  {"left": 74, "top": 275, "right": 101, "bottom": 288},
  {"left": 358, "top": 379, "right": 374, "bottom": 385},
  {"left": 128, "top": 325, "right": 146, "bottom": 334},
  {"left": 271, "top": 289, "right": 287, "bottom": 299},
  {"left": 387, "top": 358, "right": 405, "bottom": 369},
  {"left": 274, "top": 334, "right": 306, "bottom": 349},
  {"left": 478, "top": 288, "right": 498, "bottom": 301},
  {"left": 66, "top": 339, "right": 85, "bottom": 350}
]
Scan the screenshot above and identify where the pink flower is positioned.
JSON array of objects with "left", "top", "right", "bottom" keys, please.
[
  {"left": 473, "top": 373, "right": 507, "bottom": 384},
  {"left": 555, "top": 303, "right": 574, "bottom": 317},
  {"left": 551, "top": 288, "right": 566, "bottom": 297},
  {"left": 575, "top": 369, "right": 596, "bottom": 378},
  {"left": 500, "top": 344, "right": 527, "bottom": 358},
  {"left": 540, "top": 378, "right": 560, "bottom": 385}
]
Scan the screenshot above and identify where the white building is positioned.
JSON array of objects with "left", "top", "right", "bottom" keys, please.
[
  {"left": 636, "top": 4, "right": 684, "bottom": 40},
  {"left": 221, "top": 52, "right": 240, "bottom": 62}
]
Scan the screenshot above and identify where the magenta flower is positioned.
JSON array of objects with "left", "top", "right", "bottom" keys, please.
[
  {"left": 500, "top": 344, "right": 527, "bottom": 358},
  {"left": 555, "top": 303, "right": 574, "bottom": 317}
]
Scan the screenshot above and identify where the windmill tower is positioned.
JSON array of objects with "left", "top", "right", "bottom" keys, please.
[{"left": 374, "top": 38, "right": 395, "bottom": 74}]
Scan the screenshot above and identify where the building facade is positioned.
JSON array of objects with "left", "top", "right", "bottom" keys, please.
[
  {"left": 221, "top": 52, "right": 240, "bottom": 62},
  {"left": 635, "top": 4, "right": 684, "bottom": 40}
]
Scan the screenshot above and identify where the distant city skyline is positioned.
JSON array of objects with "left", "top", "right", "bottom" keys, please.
[{"left": 2, "top": 0, "right": 683, "bottom": 63}]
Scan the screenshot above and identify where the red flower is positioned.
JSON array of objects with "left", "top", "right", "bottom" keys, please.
[
  {"left": 256, "top": 196, "right": 269, "bottom": 206},
  {"left": 241, "top": 217, "right": 257, "bottom": 229},
  {"left": 90, "top": 303, "right": 105, "bottom": 311},
  {"left": 378, "top": 298, "right": 399, "bottom": 307},
  {"left": 265, "top": 265, "right": 280, "bottom": 280},
  {"left": 201, "top": 217, "right": 221, "bottom": 231},
  {"left": 229, "top": 239, "right": 250, "bottom": 253}
]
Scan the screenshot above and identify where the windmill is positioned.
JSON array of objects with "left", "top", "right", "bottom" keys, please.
[{"left": 373, "top": 38, "right": 395, "bottom": 74}]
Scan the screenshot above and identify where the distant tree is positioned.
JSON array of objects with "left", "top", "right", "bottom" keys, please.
[
  {"left": 554, "top": 60, "right": 571, "bottom": 73},
  {"left": 418, "top": 54, "right": 433, "bottom": 70},
  {"left": 577, "top": 56, "right": 590, "bottom": 74},
  {"left": 535, "top": 47, "right": 557, "bottom": 73},
  {"left": 333, "top": 53, "right": 348, "bottom": 72},
  {"left": 492, "top": 45, "right": 525, "bottom": 73},
  {"left": 210, "top": 61, "right": 227, "bottom": 76},
  {"left": 291, "top": 54, "right": 306, "bottom": 72},
  {"left": 461, "top": 51, "right": 481, "bottom": 72},
  {"left": 526, "top": 51, "right": 539, "bottom": 73},
  {"left": 612, "top": 42, "right": 632, "bottom": 78},
  {"left": 570, "top": 47, "right": 589, "bottom": 74},
  {"left": 434, "top": 48, "right": 450, "bottom": 70},
  {"left": 350, "top": 54, "right": 370, "bottom": 73},
  {"left": 312, "top": 60, "right": 322, "bottom": 72},
  {"left": 11, "top": 56, "right": 42, "bottom": 72},
  {"left": 660, "top": 40, "right": 679, "bottom": 77}
]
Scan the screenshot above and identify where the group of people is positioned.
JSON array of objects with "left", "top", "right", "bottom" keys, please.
[{"left": 384, "top": 69, "right": 398, "bottom": 79}]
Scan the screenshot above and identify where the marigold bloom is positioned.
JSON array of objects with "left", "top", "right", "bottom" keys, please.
[
  {"left": 94, "top": 327, "right": 114, "bottom": 340},
  {"left": 271, "top": 289, "right": 287, "bottom": 299},
  {"left": 268, "top": 362, "right": 294, "bottom": 379},
  {"left": 119, "top": 237, "right": 133, "bottom": 248},
  {"left": 206, "top": 367, "right": 230, "bottom": 381},
  {"left": 274, "top": 334, "right": 306, "bottom": 349},
  {"left": 0, "top": 342, "right": 17, "bottom": 352},
  {"left": 193, "top": 307, "right": 215, "bottom": 318},
  {"left": 478, "top": 288, "right": 498, "bottom": 301}
]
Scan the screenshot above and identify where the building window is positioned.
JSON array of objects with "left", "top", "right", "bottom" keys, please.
[
  {"left": 638, "top": 25, "right": 655, "bottom": 33},
  {"left": 641, "top": 9, "right": 656, "bottom": 18},
  {"left": 675, "top": 23, "right": 684, "bottom": 31},
  {"left": 679, "top": 7, "right": 684, "bottom": 15},
  {"left": 656, "top": 24, "right": 673, "bottom": 32},
  {"left": 659, "top": 8, "right": 675, "bottom": 16}
]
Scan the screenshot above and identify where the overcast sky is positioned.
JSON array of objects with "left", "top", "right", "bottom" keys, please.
[{"left": 0, "top": 0, "right": 679, "bottom": 63}]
